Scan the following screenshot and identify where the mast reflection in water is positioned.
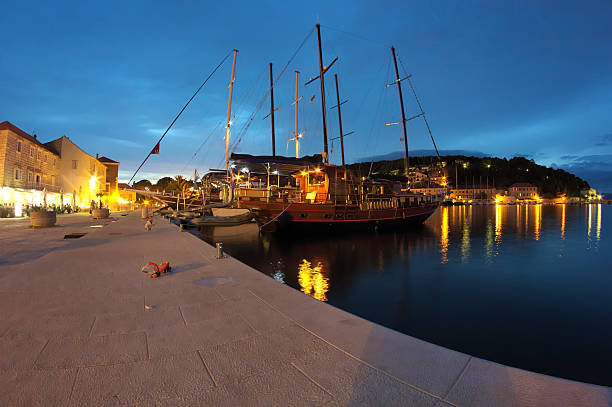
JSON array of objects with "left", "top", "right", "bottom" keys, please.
[{"left": 195, "top": 204, "right": 610, "bottom": 386}]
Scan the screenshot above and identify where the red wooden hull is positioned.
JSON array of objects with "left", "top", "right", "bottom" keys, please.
[{"left": 237, "top": 200, "right": 439, "bottom": 232}]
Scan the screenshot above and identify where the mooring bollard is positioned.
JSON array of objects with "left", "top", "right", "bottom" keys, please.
[{"left": 216, "top": 243, "right": 224, "bottom": 259}]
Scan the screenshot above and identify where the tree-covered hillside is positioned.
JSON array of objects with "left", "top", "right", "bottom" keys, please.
[{"left": 347, "top": 155, "right": 590, "bottom": 197}]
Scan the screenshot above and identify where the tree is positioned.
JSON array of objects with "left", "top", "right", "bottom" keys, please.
[
  {"left": 133, "top": 179, "right": 152, "bottom": 189},
  {"left": 155, "top": 177, "right": 174, "bottom": 191},
  {"left": 169, "top": 175, "right": 191, "bottom": 196}
]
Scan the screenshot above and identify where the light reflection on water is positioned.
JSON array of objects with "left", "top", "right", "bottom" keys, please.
[{"left": 196, "top": 203, "right": 610, "bottom": 386}]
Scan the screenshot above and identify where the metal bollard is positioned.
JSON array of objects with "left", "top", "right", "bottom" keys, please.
[{"left": 216, "top": 243, "right": 224, "bottom": 259}]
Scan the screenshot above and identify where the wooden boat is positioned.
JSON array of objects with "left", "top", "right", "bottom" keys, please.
[
  {"left": 190, "top": 208, "right": 253, "bottom": 226},
  {"left": 227, "top": 25, "right": 441, "bottom": 233},
  {"left": 232, "top": 154, "right": 438, "bottom": 232}
]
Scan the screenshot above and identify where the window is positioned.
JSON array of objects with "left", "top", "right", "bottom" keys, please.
[
  {"left": 106, "top": 183, "right": 110, "bottom": 193},
  {"left": 53, "top": 158, "right": 56, "bottom": 167},
  {"left": 44, "top": 154, "right": 47, "bottom": 162},
  {"left": 51, "top": 175, "right": 56, "bottom": 186},
  {"left": 72, "top": 160, "right": 78, "bottom": 169},
  {"left": 17, "top": 141, "right": 22, "bottom": 152},
  {"left": 35, "top": 175, "right": 41, "bottom": 184},
  {"left": 15, "top": 169, "right": 20, "bottom": 180},
  {"left": 28, "top": 172, "right": 33, "bottom": 182},
  {"left": 37, "top": 150, "right": 41, "bottom": 160},
  {"left": 30, "top": 147, "right": 34, "bottom": 157}
]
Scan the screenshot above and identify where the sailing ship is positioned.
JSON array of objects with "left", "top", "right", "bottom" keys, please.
[{"left": 226, "top": 25, "right": 440, "bottom": 232}]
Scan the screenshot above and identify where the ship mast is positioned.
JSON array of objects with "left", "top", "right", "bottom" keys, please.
[
  {"left": 224, "top": 49, "right": 238, "bottom": 172},
  {"left": 269, "top": 62, "right": 276, "bottom": 156},
  {"left": 333, "top": 74, "right": 346, "bottom": 167},
  {"left": 390, "top": 46, "right": 409, "bottom": 176},
  {"left": 305, "top": 24, "right": 337, "bottom": 164},
  {"left": 290, "top": 71, "right": 303, "bottom": 158}
]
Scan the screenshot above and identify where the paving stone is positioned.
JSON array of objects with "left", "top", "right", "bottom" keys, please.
[
  {"left": 217, "top": 362, "right": 337, "bottom": 407},
  {"left": 92, "top": 306, "right": 184, "bottom": 336},
  {"left": 199, "top": 324, "right": 326, "bottom": 386},
  {"left": 0, "top": 332, "right": 48, "bottom": 372},
  {"left": 446, "top": 358, "right": 612, "bottom": 407},
  {"left": 146, "top": 314, "right": 256, "bottom": 358},
  {"left": 0, "top": 368, "right": 77, "bottom": 407},
  {"left": 69, "top": 352, "right": 214, "bottom": 406},
  {"left": 35, "top": 332, "right": 148, "bottom": 369},
  {"left": 293, "top": 342, "right": 439, "bottom": 407}
]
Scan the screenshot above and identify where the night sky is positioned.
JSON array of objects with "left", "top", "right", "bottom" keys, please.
[{"left": 2, "top": 1, "right": 611, "bottom": 191}]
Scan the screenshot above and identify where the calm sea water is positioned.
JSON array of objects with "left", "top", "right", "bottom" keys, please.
[{"left": 196, "top": 204, "right": 611, "bottom": 386}]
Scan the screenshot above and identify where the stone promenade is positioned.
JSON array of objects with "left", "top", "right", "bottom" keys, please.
[{"left": 0, "top": 212, "right": 610, "bottom": 406}]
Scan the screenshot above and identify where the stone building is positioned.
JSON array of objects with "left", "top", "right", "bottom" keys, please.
[
  {"left": 0, "top": 121, "right": 62, "bottom": 210},
  {"left": 450, "top": 186, "right": 497, "bottom": 202},
  {"left": 508, "top": 182, "right": 539, "bottom": 200},
  {"left": 98, "top": 156, "right": 119, "bottom": 197},
  {"left": 45, "top": 136, "right": 107, "bottom": 209}
]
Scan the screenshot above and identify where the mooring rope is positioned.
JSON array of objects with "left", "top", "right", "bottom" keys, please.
[{"left": 258, "top": 202, "right": 293, "bottom": 231}]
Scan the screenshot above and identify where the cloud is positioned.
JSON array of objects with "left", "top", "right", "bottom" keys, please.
[
  {"left": 595, "top": 133, "right": 612, "bottom": 146},
  {"left": 559, "top": 154, "right": 612, "bottom": 192}
]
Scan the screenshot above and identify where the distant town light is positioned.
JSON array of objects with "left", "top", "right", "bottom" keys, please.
[{"left": 272, "top": 170, "right": 279, "bottom": 175}]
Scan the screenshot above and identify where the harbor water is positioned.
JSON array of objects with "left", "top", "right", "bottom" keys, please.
[{"left": 196, "top": 204, "right": 611, "bottom": 386}]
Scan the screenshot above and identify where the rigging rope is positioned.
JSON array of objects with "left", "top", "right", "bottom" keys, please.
[
  {"left": 397, "top": 55, "right": 442, "bottom": 165},
  {"left": 230, "top": 27, "right": 314, "bottom": 154},
  {"left": 128, "top": 49, "right": 234, "bottom": 184}
]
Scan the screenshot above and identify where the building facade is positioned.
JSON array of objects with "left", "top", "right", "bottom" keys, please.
[
  {"left": 0, "top": 121, "right": 62, "bottom": 211},
  {"left": 450, "top": 186, "right": 498, "bottom": 202},
  {"left": 45, "top": 136, "right": 108, "bottom": 209},
  {"left": 98, "top": 156, "right": 119, "bottom": 197},
  {"left": 508, "top": 182, "right": 539, "bottom": 200}
]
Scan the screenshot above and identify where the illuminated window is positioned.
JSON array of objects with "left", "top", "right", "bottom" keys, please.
[
  {"left": 17, "top": 141, "right": 22, "bottom": 152},
  {"left": 72, "top": 160, "right": 78, "bottom": 169}
]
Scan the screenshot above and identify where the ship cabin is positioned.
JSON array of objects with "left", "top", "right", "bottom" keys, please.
[{"left": 229, "top": 153, "right": 435, "bottom": 207}]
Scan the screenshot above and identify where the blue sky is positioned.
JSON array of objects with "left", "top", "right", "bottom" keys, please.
[{"left": 1, "top": 1, "right": 611, "bottom": 190}]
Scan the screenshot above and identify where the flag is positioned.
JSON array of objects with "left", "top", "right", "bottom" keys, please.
[
  {"left": 194, "top": 168, "right": 199, "bottom": 182},
  {"left": 310, "top": 94, "right": 316, "bottom": 102},
  {"left": 330, "top": 141, "right": 333, "bottom": 154},
  {"left": 151, "top": 143, "right": 160, "bottom": 154}
]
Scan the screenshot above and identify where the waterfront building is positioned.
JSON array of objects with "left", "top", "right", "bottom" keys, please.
[
  {"left": 508, "top": 182, "right": 539, "bottom": 200},
  {"left": 0, "top": 121, "right": 63, "bottom": 214},
  {"left": 450, "top": 186, "right": 497, "bottom": 202},
  {"left": 45, "top": 136, "right": 108, "bottom": 209},
  {"left": 410, "top": 183, "right": 448, "bottom": 199},
  {"left": 98, "top": 155, "right": 119, "bottom": 197}
]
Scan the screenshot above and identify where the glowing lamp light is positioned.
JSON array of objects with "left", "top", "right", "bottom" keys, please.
[
  {"left": 272, "top": 170, "right": 279, "bottom": 175},
  {"left": 230, "top": 164, "right": 236, "bottom": 169},
  {"left": 314, "top": 168, "right": 321, "bottom": 173},
  {"left": 242, "top": 167, "right": 249, "bottom": 173},
  {"left": 14, "top": 202, "right": 22, "bottom": 217},
  {"left": 301, "top": 171, "right": 308, "bottom": 176},
  {"left": 89, "top": 176, "right": 97, "bottom": 190}
]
